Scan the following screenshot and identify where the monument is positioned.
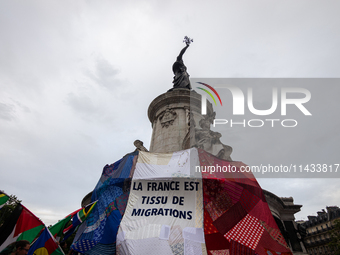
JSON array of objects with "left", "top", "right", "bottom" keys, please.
[
  {"left": 146, "top": 37, "right": 305, "bottom": 253},
  {"left": 149, "top": 36, "right": 232, "bottom": 161},
  {"left": 79, "top": 37, "right": 306, "bottom": 255}
]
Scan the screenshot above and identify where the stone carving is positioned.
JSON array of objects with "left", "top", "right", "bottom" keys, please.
[
  {"left": 172, "top": 36, "right": 193, "bottom": 90},
  {"left": 184, "top": 106, "right": 190, "bottom": 127},
  {"left": 134, "top": 140, "right": 148, "bottom": 152},
  {"left": 191, "top": 112, "right": 232, "bottom": 161},
  {"left": 159, "top": 106, "right": 177, "bottom": 128}
]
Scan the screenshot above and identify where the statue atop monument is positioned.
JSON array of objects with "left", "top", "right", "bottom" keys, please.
[{"left": 172, "top": 36, "right": 193, "bottom": 90}]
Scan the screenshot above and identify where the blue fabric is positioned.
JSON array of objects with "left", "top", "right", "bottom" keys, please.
[
  {"left": 91, "top": 158, "right": 124, "bottom": 202},
  {"left": 100, "top": 210, "right": 121, "bottom": 244},
  {"left": 83, "top": 243, "right": 116, "bottom": 255},
  {"left": 72, "top": 239, "right": 98, "bottom": 253},
  {"left": 72, "top": 152, "right": 136, "bottom": 254}
]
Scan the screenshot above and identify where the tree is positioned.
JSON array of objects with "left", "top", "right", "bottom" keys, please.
[
  {"left": 0, "top": 193, "right": 21, "bottom": 227},
  {"left": 328, "top": 219, "right": 340, "bottom": 254}
]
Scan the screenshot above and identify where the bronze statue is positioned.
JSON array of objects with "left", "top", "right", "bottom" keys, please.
[{"left": 172, "top": 36, "right": 193, "bottom": 90}]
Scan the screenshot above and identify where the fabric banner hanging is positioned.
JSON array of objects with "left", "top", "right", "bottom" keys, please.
[
  {"left": 70, "top": 148, "right": 292, "bottom": 255},
  {"left": 117, "top": 149, "right": 207, "bottom": 255}
]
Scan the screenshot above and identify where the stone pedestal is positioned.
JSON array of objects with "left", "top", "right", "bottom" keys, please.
[{"left": 148, "top": 89, "right": 211, "bottom": 153}]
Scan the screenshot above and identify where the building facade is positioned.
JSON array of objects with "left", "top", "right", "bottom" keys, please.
[{"left": 300, "top": 206, "right": 340, "bottom": 255}]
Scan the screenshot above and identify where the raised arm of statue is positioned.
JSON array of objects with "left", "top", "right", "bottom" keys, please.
[
  {"left": 177, "top": 44, "right": 189, "bottom": 61},
  {"left": 170, "top": 36, "right": 193, "bottom": 90}
]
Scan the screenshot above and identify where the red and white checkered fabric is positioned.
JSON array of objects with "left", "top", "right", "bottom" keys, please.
[{"left": 224, "top": 214, "right": 265, "bottom": 250}]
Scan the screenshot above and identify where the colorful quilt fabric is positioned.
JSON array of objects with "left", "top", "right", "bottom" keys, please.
[
  {"left": 70, "top": 148, "right": 292, "bottom": 255},
  {"left": 71, "top": 152, "right": 137, "bottom": 255},
  {"left": 198, "top": 148, "right": 292, "bottom": 255}
]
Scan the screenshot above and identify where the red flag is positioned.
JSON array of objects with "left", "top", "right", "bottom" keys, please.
[{"left": 0, "top": 204, "right": 44, "bottom": 252}]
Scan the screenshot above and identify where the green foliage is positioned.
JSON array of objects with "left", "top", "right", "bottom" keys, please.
[
  {"left": 328, "top": 219, "right": 340, "bottom": 254},
  {"left": 0, "top": 194, "right": 21, "bottom": 227}
]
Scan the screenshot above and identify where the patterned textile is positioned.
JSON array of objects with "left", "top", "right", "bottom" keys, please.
[
  {"left": 71, "top": 152, "right": 137, "bottom": 254},
  {"left": 71, "top": 239, "right": 98, "bottom": 253},
  {"left": 116, "top": 192, "right": 130, "bottom": 216},
  {"left": 203, "top": 210, "right": 218, "bottom": 235},
  {"left": 205, "top": 191, "right": 233, "bottom": 221},
  {"left": 84, "top": 243, "right": 116, "bottom": 255},
  {"left": 71, "top": 148, "right": 292, "bottom": 255},
  {"left": 230, "top": 240, "right": 256, "bottom": 255},
  {"left": 198, "top": 148, "right": 292, "bottom": 255},
  {"left": 209, "top": 250, "right": 230, "bottom": 255},
  {"left": 264, "top": 248, "right": 292, "bottom": 255},
  {"left": 225, "top": 214, "right": 265, "bottom": 250},
  {"left": 260, "top": 221, "right": 289, "bottom": 248}
]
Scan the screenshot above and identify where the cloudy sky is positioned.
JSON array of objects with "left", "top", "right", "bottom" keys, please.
[{"left": 1, "top": 0, "right": 339, "bottom": 226}]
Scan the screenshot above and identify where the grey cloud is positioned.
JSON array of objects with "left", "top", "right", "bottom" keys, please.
[
  {"left": 0, "top": 102, "right": 15, "bottom": 121},
  {"left": 65, "top": 92, "right": 98, "bottom": 115},
  {"left": 86, "top": 57, "right": 121, "bottom": 89}
]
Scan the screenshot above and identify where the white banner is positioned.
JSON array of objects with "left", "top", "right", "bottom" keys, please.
[{"left": 117, "top": 149, "right": 206, "bottom": 255}]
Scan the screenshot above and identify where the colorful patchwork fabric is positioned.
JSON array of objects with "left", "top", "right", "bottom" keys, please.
[
  {"left": 115, "top": 192, "right": 130, "bottom": 216},
  {"left": 230, "top": 240, "right": 257, "bottom": 255},
  {"left": 71, "top": 152, "right": 137, "bottom": 254},
  {"left": 204, "top": 210, "right": 219, "bottom": 235},
  {"left": 260, "top": 220, "right": 289, "bottom": 249},
  {"left": 70, "top": 148, "right": 292, "bottom": 255},
  {"left": 198, "top": 148, "right": 292, "bottom": 255}
]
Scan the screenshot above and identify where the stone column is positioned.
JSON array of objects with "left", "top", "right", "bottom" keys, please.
[{"left": 148, "top": 89, "right": 209, "bottom": 153}]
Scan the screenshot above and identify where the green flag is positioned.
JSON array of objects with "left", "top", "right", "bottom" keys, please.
[
  {"left": 0, "top": 192, "right": 9, "bottom": 209},
  {"left": 49, "top": 208, "right": 82, "bottom": 241}
]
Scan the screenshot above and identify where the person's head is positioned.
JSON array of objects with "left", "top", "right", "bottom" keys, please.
[
  {"left": 14, "top": 240, "right": 30, "bottom": 255},
  {"left": 60, "top": 241, "right": 67, "bottom": 249}
]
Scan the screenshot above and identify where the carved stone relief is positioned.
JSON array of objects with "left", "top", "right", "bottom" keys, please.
[{"left": 159, "top": 106, "right": 177, "bottom": 128}]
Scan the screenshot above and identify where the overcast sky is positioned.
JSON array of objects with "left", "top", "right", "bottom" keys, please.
[{"left": 1, "top": 0, "right": 339, "bottom": 226}]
